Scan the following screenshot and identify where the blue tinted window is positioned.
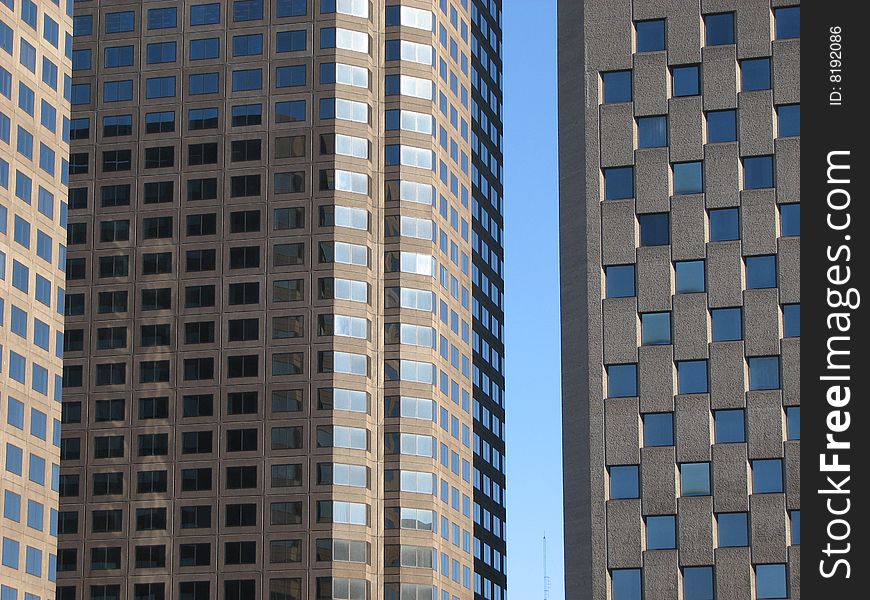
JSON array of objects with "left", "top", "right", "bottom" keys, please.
[
  {"left": 189, "top": 73, "right": 219, "bottom": 95},
  {"left": 636, "top": 19, "right": 665, "bottom": 52},
  {"left": 71, "top": 49, "right": 91, "bottom": 71},
  {"left": 605, "top": 265, "right": 635, "bottom": 298},
  {"left": 673, "top": 161, "right": 703, "bottom": 195},
  {"left": 675, "top": 260, "right": 705, "bottom": 293},
  {"left": 190, "top": 38, "right": 220, "bottom": 60},
  {"left": 191, "top": 3, "right": 221, "bottom": 25},
  {"left": 680, "top": 462, "right": 710, "bottom": 496},
  {"left": 783, "top": 304, "right": 800, "bottom": 337},
  {"left": 780, "top": 203, "right": 799, "bottom": 236},
  {"left": 712, "top": 307, "right": 742, "bottom": 341},
  {"left": 752, "top": 459, "right": 783, "bottom": 493},
  {"left": 705, "top": 12, "right": 734, "bottom": 45},
  {"left": 749, "top": 356, "right": 780, "bottom": 390},
  {"left": 718, "top": 512, "right": 749, "bottom": 546},
  {"left": 684, "top": 566, "right": 714, "bottom": 600},
  {"left": 105, "top": 11, "right": 135, "bottom": 33},
  {"left": 25, "top": 546, "right": 41, "bottom": 576},
  {"left": 146, "top": 76, "right": 176, "bottom": 99},
  {"left": 277, "top": 0, "right": 308, "bottom": 17},
  {"left": 233, "top": 33, "right": 263, "bottom": 56},
  {"left": 104, "top": 45, "right": 134, "bottom": 68},
  {"left": 42, "top": 57, "right": 58, "bottom": 89},
  {"left": 320, "top": 27, "right": 337, "bottom": 49},
  {"left": 276, "top": 30, "right": 306, "bottom": 52},
  {"left": 275, "top": 100, "right": 306, "bottom": 122},
  {"left": 715, "top": 409, "right": 746, "bottom": 443},
  {"left": 741, "top": 58, "right": 771, "bottom": 91},
  {"left": 790, "top": 511, "right": 800, "bottom": 545},
  {"left": 3, "top": 490, "right": 21, "bottom": 522},
  {"left": 26, "top": 500, "right": 43, "bottom": 530},
  {"left": 756, "top": 564, "right": 787, "bottom": 598},
  {"left": 20, "top": 39, "right": 36, "bottom": 72},
  {"left": 607, "top": 364, "right": 637, "bottom": 398},
  {"left": 5, "top": 443, "right": 23, "bottom": 474},
  {"left": 786, "top": 406, "right": 800, "bottom": 440},
  {"left": 103, "top": 80, "right": 133, "bottom": 102},
  {"left": 7, "top": 396, "right": 24, "bottom": 428},
  {"left": 275, "top": 65, "right": 306, "bottom": 88},
  {"left": 743, "top": 156, "right": 773, "bottom": 190},
  {"left": 646, "top": 515, "right": 676, "bottom": 549},
  {"left": 28, "top": 454, "right": 45, "bottom": 485},
  {"left": 746, "top": 255, "right": 777, "bottom": 289},
  {"left": 604, "top": 166, "right": 633, "bottom": 200},
  {"left": 71, "top": 83, "right": 91, "bottom": 105},
  {"left": 602, "top": 70, "right": 632, "bottom": 103},
  {"left": 73, "top": 15, "right": 93, "bottom": 36},
  {"left": 147, "top": 42, "right": 176, "bottom": 64},
  {"left": 233, "top": 0, "right": 264, "bottom": 22},
  {"left": 638, "top": 115, "right": 667, "bottom": 148},
  {"left": 641, "top": 312, "right": 671, "bottom": 345},
  {"left": 707, "top": 109, "right": 737, "bottom": 142},
  {"left": 609, "top": 466, "right": 639, "bottom": 499},
  {"left": 639, "top": 213, "right": 669, "bottom": 246},
  {"left": 2, "top": 537, "right": 19, "bottom": 568},
  {"left": 775, "top": 7, "right": 800, "bottom": 40},
  {"left": 709, "top": 207, "right": 739, "bottom": 241},
  {"left": 677, "top": 360, "right": 708, "bottom": 394},
  {"left": 148, "top": 7, "right": 177, "bottom": 30},
  {"left": 672, "top": 65, "right": 700, "bottom": 97},
  {"left": 232, "top": 68, "right": 263, "bottom": 91},
  {"left": 643, "top": 413, "right": 674, "bottom": 447},
  {"left": 34, "top": 319, "right": 50, "bottom": 351},
  {"left": 777, "top": 104, "right": 799, "bottom": 137},
  {"left": 612, "top": 569, "right": 641, "bottom": 600}
]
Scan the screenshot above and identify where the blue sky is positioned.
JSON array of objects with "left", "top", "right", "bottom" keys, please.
[{"left": 502, "top": 0, "right": 565, "bottom": 598}]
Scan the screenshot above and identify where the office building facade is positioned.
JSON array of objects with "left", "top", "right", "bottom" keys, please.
[
  {"left": 54, "top": 1, "right": 503, "bottom": 600},
  {"left": 1, "top": 1, "right": 73, "bottom": 600},
  {"left": 559, "top": 1, "right": 799, "bottom": 599}
]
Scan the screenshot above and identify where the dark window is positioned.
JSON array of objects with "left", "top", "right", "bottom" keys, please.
[
  {"left": 187, "top": 177, "right": 219, "bottom": 201},
  {"left": 231, "top": 103, "right": 263, "bottom": 127},
  {"left": 134, "top": 545, "right": 166, "bottom": 569},
  {"left": 185, "top": 285, "right": 216, "bottom": 308},
  {"left": 180, "top": 505, "right": 212, "bottom": 528},
  {"left": 141, "top": 288, "right": 172, "bottom": 311},
  {"left": 228, "top": 318, "right": 259, "bottom": 342},
  {"left": 142, "top": 252, "right": 173, "bottom": 275},
  {"left": 138, "top": 434, "right": 169, "bottom": 457},
  {"left": 96, "top": 327, "right": 127, "bottom": 350},
  {"left": 741, "top": 58, "right": 771, "bottom": 91},
  {"left": 639, "top": 213, "right": 670, "bottom": 246},
  {"left": 184, "top": 321, "right": 215, "bottom": 344},
  {"left": 140, "top": 360, "right": 170, "bottom": 383},
  {"left": 139, "top": 396, "right": 170, "bottom": 419},
  {"left": 777, "top": 104, "right": 800, "bottom": 138},
  {"left": 636, "top": 19, "right": 665, "bottom": 52},
  {"left": 672, "top": 65, "right": 700, "bottom": 97},
  {"left": 227, "top": 428, "right": 258, "bottom": 452},
  {"left": 181, "top": 430, "right": 213, "bottom": 454},
  {"left": 141, "top": 324, "right": 171, "bottom": 347},
  {"left": 181, "top": 469, "right": 212, "bottom": 492},
  {"left": 103, "top": 114, "right": 132, "bottom": 137},
  {"left": 228, "top": 355, "right": 259, "bottom": 378},
  {"left": 145, "top": 110, "right": 176, "bottom": 134},
  {"left": 143, "top": 216, "right": 173, "bottom": 239},
  {"left": 179, "top": 543, "right": 211, "bottom": 567},
  {"left": 229, "top": 246, "right": 260, "bottom": 269},
  {"left": 705, "top": 12, "right": 734, "bottom": 46},
  {"left": 226, "top": 465, "right": 257, "bottom": 489},
  {"left": 186, "top": 213, "right": 218, "bottom": 236},
  {"left": 603, "top": 166, "right": 633, "bottom": 200},
  {"left": 602, "top": 70, "right": 631, "bottom": 103},
  {"left": 183, "top": 357, "right": 215, "bottom": 381},
  {"left": 189, "top": 107, "right": 219, "bottom": 130},
  {"left": 189, "top": 143, "right": 218, "bottom": 165},
  {"left": 231, "top": 174, "right": 261, "bottom": 197},
  {"left": 183, "top": 394, "right": 214, "bottom": 418},
  {"left": 186, "top": 249, "right": 216, "bottom": 272},
  {"left": 709, "top": 208, "right": 740, "bottom": 241},
  {"left": 137, "top": 470, "right": 168, "bottom": 494},
  {"left": 225, "top": 503, "right": 257, "bottom": 527},
  {"left": 144, "top": 181, "right": 175, "bottom": 204},
  {"left": 230, "top": 210, "right": 261, "bottom": 233},
  {"left": 707, "top": 109, "right": 737, "bottom": 143},
  {"left": 228, "top": 392, "right": 259, "bottom": 415},
  {"left": 228, "top": 282, "right": 260, "bottom": 305}
]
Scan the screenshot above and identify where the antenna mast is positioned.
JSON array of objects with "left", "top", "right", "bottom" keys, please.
[{"left": 543, "top": 534, "right": 551, "bottom": 600}]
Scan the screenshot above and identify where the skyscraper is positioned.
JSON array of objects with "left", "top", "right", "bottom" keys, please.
[
  {"left": 54, "top": 1, "right": 503, "bottom": 600},
  {"left": 1, "top": 2, "right": 72, "bottom": 600},
  {"left": 559, "top": 1, "right": 800, "bottom": 599}
]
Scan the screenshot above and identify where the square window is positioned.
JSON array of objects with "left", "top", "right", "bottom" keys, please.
[
  {"left": 780, "top": 203, "right": 799, "bottom": 236},
  {"left": 786, "top": 406, "right": 800, "bottom": 440},
  {"left": 680, "top": 462, "right": 710, "bottom": 496},
  {"left": 609, "top": 465, "right": 639, "bottom": 499},
  {"left": 636, "top": 19, "right": 666, "bottom": 52},
  {"left": 643, "top": 413, "right": 674, "bottom": 447},
  {"left": 639, "top": 213, "right": 669, "bottom": 246},
  {"left": 756, "top": 564, "right": 788, "bottom": 599},
  {"left": 775, "top": 7, "right": 800, "bottom": 40},
  {"left": 612, "top": 569, "right": 642, "bottom": 600},
  {"left": 672, "top": 65, "right": 700, "bottom": 97},
  {"left": 683, "top": 566, "right": 714, "bottom": 600},
  {"left": 607, "top": 364, "right": 638, "bottom": 398},
  {"left": 677, "top": 360, "right": 708, "bottom": 394},
  {"left": 638, "top": 115, "right": 667, "bottom": 148},
  {"left": 746, "top": 255, "right": 777, "bottom": 289},
  {"left": 714, "top": 409, "right": 746, "bottom": 443},
  {"left": 718, "top": 512, "right": 749, "bottom": 546},
  {"left": 707, "top": 109, "right": 737, "bottom": 142},
  {"left": 749, "top": 356, "right": 780, "bottom": 390},
  {"left": 783, "top": 304, "right": 800, "bottom": 337},
  {"left": 673, "top": 161, "right": 703, "bottom": 195},
  {"left": 675, "top": 260, "right": 705, "bottom": 293},
  {"left": 705, "top": 12, "right": 734, "bottom": 46},
  {"left": 712, "top": 307, "right": 742, "bottom": 341},
  {"left": 709, "top": 207, "right": 739, "bottom": 241},
  {"left": 741, "top": 58, "right": 771, "bottom": 91},
  {"left": 641, "top": 312, "right": 671, "bottom": 345},
  {"left": 752, "top": 459, "right": 784, "bottom": 493},
  {"left": 605, "top": 265, "right": 635, "bottom": 298},
  {"left": 604, "top": 166, "right": 634, "bottom": 200},
  {"left": 790, "top": 510, "right": 800, "bottom": 545},
  {"left": 777, "top": 104, "right": 799, "bottom": 137},
  {"left": 602, "top": 70, "right": 632, "bottom": 103},
  {"left": 646, "top": 515, "right": 676, "bottom": 549}
]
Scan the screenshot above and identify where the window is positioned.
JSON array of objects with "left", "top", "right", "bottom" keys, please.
[
  {"left": 746, "top": 255, "right": 777, "bottom": 289},
  {"left": 705, "top": 12, "right": 734, "bottom": 45},
  {"left": 777, "top": 104, "right": 799, "bottom": 137},
  {"left": 234, "top": 0, "right": 264, "bottom": 22},
  {"left": 709, "top": 207, "right": 739, "bottom": 241},
  {"left": 714, "top": 409, "right": 746, "bottom": 443},
  {"left": 683, "top": 567, "right": 713, "bottom": 600},
  {"left": 277, "top": 0, "right": 308, "bottom": 17},
  {"left": 673, "top": 161, "right": 703, "bottom": 195},
  {"left": 749, "top": 356, "right": 780, "bottom": 390},
  {"left": 611, "top": 569, "right": 641, "bottom": 600},
  {"left": 677, "top": 360, "right": 708, "bottom": 394},
  {"left": 605, "top": 265, "right": 635, "bottom": 298},
  {"left": 189, "top": 72, "right": 219, "bottom": 95},
  {"left": 636, "top": 19, "right": 665, "bottom": 52},
  {"left": 232, "top": 103, "right": 263, "bottom": 127},
  {"left": 105, "top": 11, "right": 135, "bottom": 33},
  {"left": 104, "top": 80, "right": 133, "bottom": 102},
  {"left": 718, "top": 512, "right": 749, "bottom": 546},
  {"left": 752, "top": 459, "right": 784, "bottom": 493},
  {"left": 233, "top": 68, "right": 263, "bottom": 91},
  {"left": 147, "top": 42, "right": 176, "bottom": 64},
  {"left": 643, "top": 413, "right": 673, "bottom": 447},
  {"left": 756, "top": 564, "right": 788, "bottom": 599},
  {"left": 646, "top": 515, "right": 676, "bottom": 549},
  {"left": 707, "top": 109, "right": 737, "bottom": 143},
  {"left": 146, "top": 76, "right": 176, "bottom": 99},
  {"left": 609, "top": 465, "right": 639, "bottom": 499},
  {"left": 191, "top": 4, "right": 221, "bottom": 26},
  {"left": 790, "top": 510, "right": 800, "bottom": 545},
  {"left": 680, "top": 462, "right": 710, "bottom": 496},
  {"left": 602, "top": 71, "right": 631, "bottom": 103},
  {"left": 672, "top": 65, "right": 700, "bottom": 97},
  {"left": 639, "top": 213, "right": 669, "bottom": 246},
  {"left": 148, "top": 7, "right": 177, "bottom": 30},
  {"left": 675, "top": 260, "right": 705, "bottom": 293},
  {"left": 105, "top": 45, "right": 134, "bottom": 68},
  {"left": 775, "top": 6, "right": 800, "bottom": 39},
  {"left": 712, "top": 307, "right": 742, "bottom": 341},
  {"left": 741, "top": 58, "right": 771, "bottom": 91},
  {"left": 783, "top": 304, "right": 800, "bottom": 337},
  {"left": 276, "top": 30, "right": 307, "bottom": 52},
  {"left": 233, "top": 33, "right": 263, "bottom": 56},
  {"left": 190, "top": 38, "right": 220, "bottom": 60},
  {"left": 603, "top": 166, "right": 633, "bottom": 200},
  {"left": 638, "top": 115, "right": 667, "bottom": 148}
]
